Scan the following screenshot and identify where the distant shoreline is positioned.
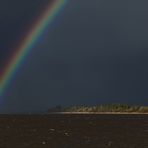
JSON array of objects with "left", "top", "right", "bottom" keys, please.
[
  {"left": 48, "top": 112, "right": 148, "bottom": 115},
  {"left": 48, "top": 104, "right": 148, "bottom": 114}
]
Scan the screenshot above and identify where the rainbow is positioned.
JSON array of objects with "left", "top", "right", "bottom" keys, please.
[{"left": 0, "top": 0, "right": 67, "bottom": 97}]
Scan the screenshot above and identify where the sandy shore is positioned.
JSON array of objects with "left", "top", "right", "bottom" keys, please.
[{"left": 0, "top": 114, "right": 147, "bottom": 147}]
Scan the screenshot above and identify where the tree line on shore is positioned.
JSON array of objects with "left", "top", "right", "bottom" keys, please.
[{"left": 48, "top": 104, "right": 148, "bottom": 113}]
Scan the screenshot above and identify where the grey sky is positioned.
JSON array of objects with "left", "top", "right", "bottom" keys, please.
[{"left": 1, "top": 0, "right": 148, "bottom": 113}]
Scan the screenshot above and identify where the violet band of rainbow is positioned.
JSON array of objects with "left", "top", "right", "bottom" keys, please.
[{"left": 0, "top": 0, "right": 67, "bottom": 96}]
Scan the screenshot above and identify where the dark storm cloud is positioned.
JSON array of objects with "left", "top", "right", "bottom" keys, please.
[
  {"left": 1, "top": 0, "right": 148, "bottom": 113},
  {"left": 0, "top": 0, "right": 53, "bottom": 66}
]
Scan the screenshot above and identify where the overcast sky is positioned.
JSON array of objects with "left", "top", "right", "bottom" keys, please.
[{"left": 0, "top": 0, "right": 148, "bottom": 113}]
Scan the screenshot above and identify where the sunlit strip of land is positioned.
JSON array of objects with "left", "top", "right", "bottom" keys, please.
[
  {"left": 49, "top": 112, "right": 148, "bottom": 114},
  {"left": 48, "top": 104, "right": 148, "bottom": 114}
]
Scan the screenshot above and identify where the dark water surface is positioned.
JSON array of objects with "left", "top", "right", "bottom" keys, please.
[{"left": 0, "top": 114, "right": 147, "bottom": 148}]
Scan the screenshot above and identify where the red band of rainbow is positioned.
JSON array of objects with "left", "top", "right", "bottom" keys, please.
[{"left": 0, "top": 0, "right": 67, "bottom": 97}]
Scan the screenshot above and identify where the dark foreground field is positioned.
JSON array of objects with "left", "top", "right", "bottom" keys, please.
[{"left": 0, "top": 114, "right": 147, "bottom": 148}]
